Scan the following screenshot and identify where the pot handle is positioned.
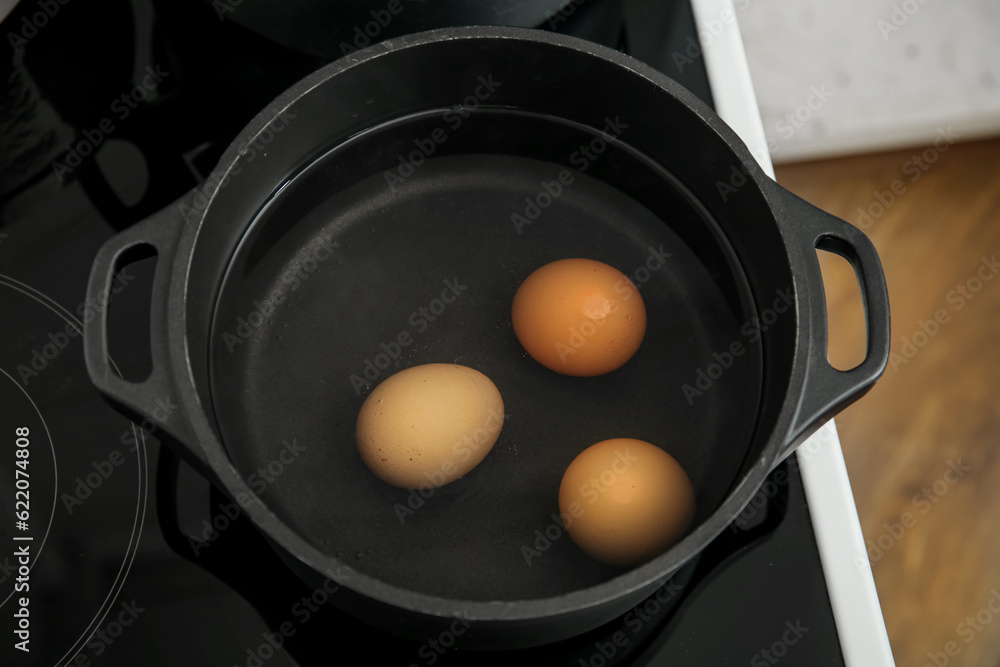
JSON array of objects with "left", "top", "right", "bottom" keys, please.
[
  {"left": 776, "top": 187, "right": 890, "bottom": 457},
  {"left": 83, "top": 195, "right": 205, "bottom": 469}
]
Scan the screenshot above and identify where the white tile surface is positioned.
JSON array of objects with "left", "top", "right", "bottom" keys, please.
[{"left": 736, "top": 0, "right": 1000, "bottom": 163}]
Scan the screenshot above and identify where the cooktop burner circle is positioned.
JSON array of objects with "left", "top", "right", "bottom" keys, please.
[{"left": 0, "top": 277, "right": 151, "bottom": 666}]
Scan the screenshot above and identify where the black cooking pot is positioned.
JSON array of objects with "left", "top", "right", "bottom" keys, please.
[{"left": 83, "top": 27, "right": 889, "bottom": 649}]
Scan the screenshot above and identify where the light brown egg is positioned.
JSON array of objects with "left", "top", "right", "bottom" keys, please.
[
  {"left": 356, "top": 363, "right": 504, "bottom": 489},
  {"left": 558, "top": 438, "right": 695, "bottom": 567}
]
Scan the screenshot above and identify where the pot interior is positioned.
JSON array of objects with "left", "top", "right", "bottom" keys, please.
[{"left": 205, "top": 108, "right": 764, "bottom": 600}]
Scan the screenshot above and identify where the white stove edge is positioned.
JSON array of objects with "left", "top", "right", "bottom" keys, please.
[{"left": 687, "top": 1, "right": 896, "bottom": 664}]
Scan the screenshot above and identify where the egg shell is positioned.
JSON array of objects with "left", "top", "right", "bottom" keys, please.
[
  {"left": 511, "top": 258, "right": 647, "bottom": 377},
  {"left": 356, "top": 363, "right": 504, "bottom": 489},
  {"left": 558, "top": 438, "right": 695, "bottom": 567}
]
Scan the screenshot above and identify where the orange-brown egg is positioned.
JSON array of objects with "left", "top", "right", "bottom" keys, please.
[
  {"left": 511, "top": 258, "right": 646, "bottom": 376},
  {"left": 558, "top": 438, "right": 695, "bottom": 567}
]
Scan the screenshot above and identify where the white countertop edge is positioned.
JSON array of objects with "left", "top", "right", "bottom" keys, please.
[
  {"left": 688, "top": 1, "right": 896, "bottom": 664},
  {"left": 797, "top": 422, "right": 897, "bottom": 666}
]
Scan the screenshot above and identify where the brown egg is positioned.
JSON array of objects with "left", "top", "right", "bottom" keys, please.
[
  {"left": 511, "top": 258, "right": 647, "bottom": 377},
  {"left": 356, "top": 363, "right": 504, "bottom": 489},
  {"left": 558, "top": 438, "right": 695, "bottom": 567}
]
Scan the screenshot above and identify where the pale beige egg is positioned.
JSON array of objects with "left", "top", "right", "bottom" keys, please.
[{"left": 356, "top": 363, "right": 505, "bottom": 489}]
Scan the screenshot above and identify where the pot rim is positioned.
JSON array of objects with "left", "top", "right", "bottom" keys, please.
[{"left": 165, "top": 25, "right": 812, "bottom": 622}]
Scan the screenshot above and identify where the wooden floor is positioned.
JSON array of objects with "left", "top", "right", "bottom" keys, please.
[{"left": 775, "top": 136, "right": 1000, "bottom": 667}]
